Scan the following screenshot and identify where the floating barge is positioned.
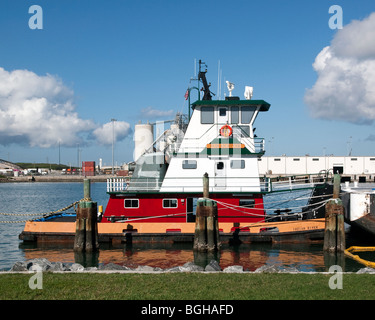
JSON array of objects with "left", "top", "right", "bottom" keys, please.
[
  {"left": 20, "top": 215, "right": 325, "bottom": 244},
  {"left": 19, "top": 61, "right": 329, "bottom": 245}
]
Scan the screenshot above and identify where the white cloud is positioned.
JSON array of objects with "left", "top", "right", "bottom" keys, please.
[
  {"left": 304, "top": 12, "right": 375, "bottom": 125},
  {"left": 140, "top": 106, "right": 174, "bottom": 119},
  {"left": 0, "top": 67, "right": 95, "bottom": 147},
  {"left": 92, "top": 121, "right": 132, "bottom": 145}
]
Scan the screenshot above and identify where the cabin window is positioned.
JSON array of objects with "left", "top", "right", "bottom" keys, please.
[
  {"left": 163, "top": 199, "right": 178, "bottom": 208},
  {"left": 351, "top": 158, "right": 357, "bottom": 161},
  {"left": 312, "top": 158, "right": 319, "bottom": 161},
  {"left": 241, "top": 106, "right": 254, "bottom": 124},
  {"left": 293, "top": 158, "right": 300, "bottom": 161},
  {"left": 201, "top": 107, "right": 214, "bottom": 124},
  {"left": 274, "top": 158, "right": 281, "bottom": 161},
  {"left": 231, "top": 107, "right": 239, "bottom": 124},
  {"left": 182, "top": 160, "right": 197, "bottom": 169},
  {"left": 239, "top": 199, "right": 255, "bottom": 208},
  {"left": 124, "top": 199, "right": 139, "bottom": 208},
  {"left": 216, "top": 161, "right": 224, "bottom": 170},
  {"left": 219, "top": 108, "right": 227, "bottom": 117},
  {"left": 230, "top": 160, "right": 245, "bottom": 169}
]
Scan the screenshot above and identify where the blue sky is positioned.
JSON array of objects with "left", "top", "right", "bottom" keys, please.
[{"left": 1, "top": 0, "right": 375, "bottom": 166}]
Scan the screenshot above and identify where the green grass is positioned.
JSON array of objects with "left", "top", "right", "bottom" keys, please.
[{"left": 1, "top": 273, "right": 374, "bottom": 300}]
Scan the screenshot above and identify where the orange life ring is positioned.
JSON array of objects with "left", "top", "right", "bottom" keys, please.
[{"left": 220, "top": 125, "right": 232, "bottom": 137}]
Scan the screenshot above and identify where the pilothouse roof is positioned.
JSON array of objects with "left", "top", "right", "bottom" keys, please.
[{"left": 191, "top": 99, "right": 271, "bottom": 112}]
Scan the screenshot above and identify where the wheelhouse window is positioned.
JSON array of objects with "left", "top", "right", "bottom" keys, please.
[
  {"left": 231, "top": 107, "right": 239, "bottom": 124},
  {"left": 201, "top": 106, "right": 214, "bottom": 124},
  {"left": 163, "top": 199, "right": 178, "bottom": 208},
  {"left": 182, "top": 160, "right": 197, "bottom": 169},
  {"left": 241, "top": 106, "right": 255, "bottom": 124},
  {"left": 124, "top": 199, "right": 139, "bottom": 208}
]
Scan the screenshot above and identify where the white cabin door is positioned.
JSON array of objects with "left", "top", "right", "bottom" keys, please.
[
  {"left": 218, "top": 107, "right": 228, "bottom": 124},
  {"left": 214, "top": 161, "right": 226, "bottom": 189}
]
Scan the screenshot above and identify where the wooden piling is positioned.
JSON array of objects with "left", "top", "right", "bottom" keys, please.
[
  {"left": 193, "top": 173, "right": 221, "bottom": 252},
  {"left": 323, "top": 174, "right": 345, "bottom": 253},
  {"left": 74, "top": 179, "right": 99, "bottom": 252},
  {"left": 83, "top": 178, "right": 91, "bottom": 200}
]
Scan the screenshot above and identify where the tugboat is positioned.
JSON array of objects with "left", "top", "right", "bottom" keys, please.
[
  {"left": 20, "top": 61, "right": 328, "bottom": 244},
  {"left": 100, "top": 61, "right": 328, "bottom": 243}
]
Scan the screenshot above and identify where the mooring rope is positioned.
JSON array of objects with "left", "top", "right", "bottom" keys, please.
[
  {"left": 0, "top": 198, "right": 87, "bottom": 223},
  {"left": 0, "top": 191, "right": 335, "bottom": 224}
]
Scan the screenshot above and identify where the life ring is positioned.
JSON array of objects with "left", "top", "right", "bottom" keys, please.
[{"left": 220, "top": 125, "right": 232, "bottom": 137}]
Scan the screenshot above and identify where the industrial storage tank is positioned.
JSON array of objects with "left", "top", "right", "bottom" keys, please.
[{"left": 134, "top": 122, "right": 154, "bottom": 162}]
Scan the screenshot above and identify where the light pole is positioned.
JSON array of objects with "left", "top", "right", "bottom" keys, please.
[{"left": 111, "top": 118, "right": 117, "bottom": 175}]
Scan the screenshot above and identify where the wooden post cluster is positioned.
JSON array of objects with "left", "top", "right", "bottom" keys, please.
[
  {"left": 193, "top": 173, "right": 221, "bottom": 252},
  {"left": 323, "top": 174, "right": 345, "bottom": 253},
  {"left": 74, "top": 179, "right": 99, "bottom": 252}
]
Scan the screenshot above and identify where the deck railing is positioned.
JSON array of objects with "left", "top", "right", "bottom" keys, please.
[
  {"left": 106, "top": 173, "right": 329, "bottom": 193},
  {"left": 106, "top": 178, "right": 128, "bottom": 192}
]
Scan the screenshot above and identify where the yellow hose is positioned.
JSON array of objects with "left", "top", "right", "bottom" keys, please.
[{"left": 345, "top": 246, "right": 375, "bottom": 268}]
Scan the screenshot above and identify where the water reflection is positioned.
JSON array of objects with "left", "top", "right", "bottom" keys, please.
[{"left": 19, "top": 241, "right": 346, "bottom": 272}]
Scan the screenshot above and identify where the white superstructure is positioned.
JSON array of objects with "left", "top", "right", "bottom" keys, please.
[{"left": 159, "top": 99, "right": 270, "bottom": 193}]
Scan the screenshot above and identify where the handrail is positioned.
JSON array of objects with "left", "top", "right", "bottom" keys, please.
[{"left": 106, "top": 174, "right": 327, "bottom": 193}]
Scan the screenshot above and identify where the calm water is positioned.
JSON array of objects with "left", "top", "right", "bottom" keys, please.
[{"left": 0, "top": 182, "right": 370, "bottom": 271}]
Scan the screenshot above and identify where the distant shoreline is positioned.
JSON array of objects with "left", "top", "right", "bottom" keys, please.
[{"left": 0, "top": 175, "right": 122, "bottom": 183}]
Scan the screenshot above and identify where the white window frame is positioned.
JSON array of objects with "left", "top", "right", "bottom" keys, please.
[
  {"left": 124, "top": 199, "right": 139, "bottom": 208},
  {"left": 163, "top": 198, "right": 178, "bottom": 208}
]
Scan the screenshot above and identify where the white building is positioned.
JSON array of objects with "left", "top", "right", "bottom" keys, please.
[{"left": 258, "top": 156, "right": 375, "bottom": 176}]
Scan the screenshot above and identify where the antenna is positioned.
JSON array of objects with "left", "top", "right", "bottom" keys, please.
[
  {"left": 226, "top": 81, "right": 234, "bottom": 97},
  {"left": 217, "top": 60, "right": 220, "bottom": 100}
]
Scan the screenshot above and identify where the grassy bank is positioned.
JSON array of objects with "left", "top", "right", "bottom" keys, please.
[{"left": 1, "top": 273, "right": 374, "bottom": 300}]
